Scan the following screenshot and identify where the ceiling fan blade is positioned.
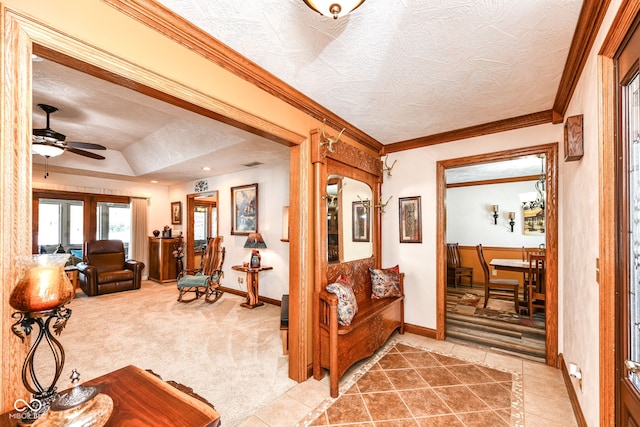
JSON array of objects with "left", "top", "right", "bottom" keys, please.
[
  {"left": 65, "top": 146, "right": 106, "bottom": 160},
  {"left": 66, "top": 141, "right": 107, "bottom": 150}
]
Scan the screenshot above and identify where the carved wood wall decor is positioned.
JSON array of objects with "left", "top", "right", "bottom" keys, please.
[
  {"left": 564, "top": 114, "right": 584, "bottom": 161},
  {"left": 316, "top": 131, "right": 382, "bottom": 178}
]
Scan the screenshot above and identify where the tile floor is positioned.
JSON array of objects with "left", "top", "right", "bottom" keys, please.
[{"left": 237, "top": 333, "right": 578, "bottom": 427}]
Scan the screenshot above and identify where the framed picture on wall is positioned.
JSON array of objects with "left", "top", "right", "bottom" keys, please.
[
  {"left": 171, "top": 201, "right": 182, "bottom": 225},
  {"left": 352, "top": 201, "right": 370, "bottom": 242},
  {"left": 231, "top": 183, "right": 258, "bottom": 235},
  {"left": 399, "top": 196, "right": 422, "bottom": 243}
]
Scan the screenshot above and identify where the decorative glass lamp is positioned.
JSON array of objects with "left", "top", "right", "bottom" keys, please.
[{"left": 10, "top": 254, "right": 75, "bottom": 421}]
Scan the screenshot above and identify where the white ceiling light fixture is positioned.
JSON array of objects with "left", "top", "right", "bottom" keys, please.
[
  {"left": 32, "top": 143, "right": 64, "bottom": 158},
  {"left": 303, "top": 0, "right": 365, "bottom": 19}
]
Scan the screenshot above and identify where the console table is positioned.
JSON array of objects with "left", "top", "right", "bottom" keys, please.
[
  {"left": 231, "top": 265, "right": 273, "bottom": 309},
  {"left": 0, "top": 365, "right": 220, "bottom": 426}
]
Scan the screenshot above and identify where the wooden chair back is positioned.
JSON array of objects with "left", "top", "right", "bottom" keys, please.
[
  {"left": 201, "top": 237, "right": 225, "bottom": 276},
  {"left": 446, "top": 243, "right": 462, "bottom": 268},
  {"left": 528, "top": 253, "right": 546, "bottom": 318},
  {"left": 475, "top": 244, "right": 490, "bottom": 284}
]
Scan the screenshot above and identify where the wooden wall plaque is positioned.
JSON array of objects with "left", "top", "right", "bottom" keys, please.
[{"left": 564, "top": 114, "right": 584, "bottom": 161}]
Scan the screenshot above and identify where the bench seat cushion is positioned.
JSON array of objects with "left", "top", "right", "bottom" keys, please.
[{"left": 98, "top": 269, "right": 134, "bottom": 284}]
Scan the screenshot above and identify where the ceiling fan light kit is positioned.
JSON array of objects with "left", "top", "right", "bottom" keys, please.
[
  {"left": 303, "top": 0, "right": 365, "bottom": 19},
  {"left": 32, "top": 143, "right": 64, "bottom": 158}
]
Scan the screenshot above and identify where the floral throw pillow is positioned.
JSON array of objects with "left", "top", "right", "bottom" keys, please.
[
  {"left": 369, "top": 266, "right": 402, "bottom": 299},
  {"left": 326, "top": 275, "right": 358, "bottom": 326}
]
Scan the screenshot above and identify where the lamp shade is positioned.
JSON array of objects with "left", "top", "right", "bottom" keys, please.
[
  {"left": 10, "top": 254, "right": 75, "bottom": 312},
  {"left": 303, "top": 0, "right": 365, "bottom": 19},
  {"left": 244, "top": 232, "right": 267, "bottom": 249}
]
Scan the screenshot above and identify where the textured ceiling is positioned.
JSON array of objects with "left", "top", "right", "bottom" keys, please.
[
  {"left": 156, "top": 0, "right": 583, "bottom": 143},
  {"left": 32, "top": 0, "right": 582, "bottom": 184}
]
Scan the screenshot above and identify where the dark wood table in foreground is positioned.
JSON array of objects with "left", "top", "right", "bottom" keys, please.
[{"left": 0, "top": 365, "right": 220, "bottom": 427}]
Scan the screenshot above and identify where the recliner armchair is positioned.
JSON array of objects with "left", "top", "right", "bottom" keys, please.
[{"left": 77, "top": 239, "right": 145, "bottom": 296}]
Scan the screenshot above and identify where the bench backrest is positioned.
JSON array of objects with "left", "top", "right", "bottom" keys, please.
[{"left": 326, "top": 256, "right": 375, "bottom": 306}]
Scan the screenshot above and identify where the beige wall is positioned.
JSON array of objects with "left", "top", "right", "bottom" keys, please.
[{"left": 561, "top": 0, "right": 623, "bottom": 424}]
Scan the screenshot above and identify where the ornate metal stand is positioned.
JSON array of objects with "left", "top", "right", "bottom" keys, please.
[{"left": 11, "top": 306, "right": 72, "bottom": 422}]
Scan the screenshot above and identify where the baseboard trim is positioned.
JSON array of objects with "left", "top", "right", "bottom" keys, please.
[
  {"left": 558, "top": 353, "right": 587, "bottom": 427},
  {"left": 218, "top": 286, "right": 281, "bottom": 306},
  {"left": 404, "top": 323, "right": 438, "bottom": 339}
]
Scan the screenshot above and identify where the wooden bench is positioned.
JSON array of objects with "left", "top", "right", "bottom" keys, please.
[
  {"left": 280, "top": 294, "right": 289, "bottom": 355},
  {"left": 313, "top": 257, "right": 404, "bottom": 397}
]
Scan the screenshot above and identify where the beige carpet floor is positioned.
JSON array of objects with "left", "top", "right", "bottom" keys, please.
[{"left": 33, "top": 281, "right": 297, "bottom": 426}]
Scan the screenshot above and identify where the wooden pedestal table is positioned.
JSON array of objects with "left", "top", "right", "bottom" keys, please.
[{"left": 232, "top": 265, "right": 273, "bottom": 309}]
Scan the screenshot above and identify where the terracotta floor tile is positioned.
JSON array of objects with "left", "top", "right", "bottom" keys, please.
[
  {"left": 326, "top": 394, "right": 370, "bottom": 424},
  {"left": 395, "top": 343, "right": 422, "bottom": 353},
  {"left": 456, "top": 410, "right": 510, "bottom": 426},
  {"left": 361, "top": 391, "right": 413, "bottom": 421},
  {"left": 374, "top": 419, "right": 419, "bottom": 427},
  {"left": 398, "top": 388, "right": 452, "bottom": 417},
  {"left": 415, "top": 415, "right": 465, "bottom": 426},
  {"left": 495, "top": 408, "right": 512, "bottom": 424},
  {"left": 402, "top": 351, "right": 441, "bottom": 368},
  {"left": 416, "top": 366, "right": 462, "bottom": 387},
  {"left": 476, "top": 365, "right": 514, "bottom": 382},
  {"left": 467, "top": 382, "right": 513, "bottom": 409},
  {"left": 431, "top": 353, "right": 469, "bottom": 366},
  {"left": 433, "top": 385, "right": 490, "bottom": 412},
  {"left": 385, "top": 368, "right": 428, "bottom": 390},
  {"left": 308, "top": 412, "right": 328, "bottom": 426},
  {"left": 357, "top": 370, "right": 394, "bottom": 393},
  {"left": 377, "top": 352, "right": 411, "bottom": 369},
  {"left": 447, "top": 364, "right": 494, "bottom": 384}
]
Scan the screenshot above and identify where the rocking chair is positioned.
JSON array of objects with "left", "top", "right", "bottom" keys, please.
[{"left": 177, "top": 237, "right": 225, "bottom": 303}]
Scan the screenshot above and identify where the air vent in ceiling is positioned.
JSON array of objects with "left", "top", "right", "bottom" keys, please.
[{"left": 243, "top": 161, "right": 263, "bottom": 168}]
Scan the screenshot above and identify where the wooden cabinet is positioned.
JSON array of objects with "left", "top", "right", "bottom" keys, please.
[{"left": 148, "top": 237, "right": 179, "bottom": 282}]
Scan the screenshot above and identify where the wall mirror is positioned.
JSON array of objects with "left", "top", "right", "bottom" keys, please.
[{"left": 326, "top": 174, "right": 373, "bottom": 263}]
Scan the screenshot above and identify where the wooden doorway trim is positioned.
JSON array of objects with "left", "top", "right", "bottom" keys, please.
[
  {"left": 599, "top": 2, "right": 640, "bottom": 425},
  {"left": 0, "top": 6, "right": 310, "bottom": 410},
  {"left": 436, "top": 143, "right": 559, "bottom": 367}
]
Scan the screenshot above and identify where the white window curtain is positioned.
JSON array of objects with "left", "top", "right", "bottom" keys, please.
[{"left": 130, "top": 197, "right": 149, "bottom": 279}]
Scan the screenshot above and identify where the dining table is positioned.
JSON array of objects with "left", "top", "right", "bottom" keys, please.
[{"left": 489, "top": 258, "right": 530, "bottom": 273}]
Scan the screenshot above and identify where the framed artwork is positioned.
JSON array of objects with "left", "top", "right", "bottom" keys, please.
[
  {"left": 523, "top": 205, "right": 545, "bottom": 235},
  {"left": 352, "top": 201, "right": 370, "bottom": 242},
  {"left": 231, "top": 183, "right": 258, "bottom": 235},
  {"left": 564, "top": 114, "right": 584, "bottom": 161},
  {"left": 171, "top": 201, "right": 182, "bottom": 225},
  {"left": 399, "top": 196, "right": 422, "bottom": 243}
]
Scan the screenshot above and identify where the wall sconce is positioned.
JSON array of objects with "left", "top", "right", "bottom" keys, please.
[
  {"left": 10, "top": 254, "right": 75, "bottom": 420},
  {"left": 492, "top": 205, "right": 499, "bottom": 225},
  {"left": 381, "top": 155, "right": 397, "bottom": 177},
  {"left": 319, "top": 119, "right": 345, "bottom": 153},
  {"left": 281, "top": 206, "right": 289, "bottom": 242},
  {"left": 509, "top": 212, "right": 516, "bottom": 232}
]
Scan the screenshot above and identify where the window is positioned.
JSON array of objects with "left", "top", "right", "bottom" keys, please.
[{"left": 37, "top": 199, "right": 83, "bottom": 253}]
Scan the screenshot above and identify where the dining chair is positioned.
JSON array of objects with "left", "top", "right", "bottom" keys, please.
[
  {"left": 527, "top": 253, "right": 546, "bottom": 320},
  {"left": 446, "top": 243, "right": 473, "bottom": 287},
  {"left": 476, "top": 244, "right": 519, "bottom": 312}
]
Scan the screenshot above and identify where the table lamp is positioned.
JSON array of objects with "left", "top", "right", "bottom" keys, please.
[
  {"left": 9, "top": 254, "right": 75, "bottom": 421},
  {"left": 244, "top": 232, "right": 267, "bottom": 268}
]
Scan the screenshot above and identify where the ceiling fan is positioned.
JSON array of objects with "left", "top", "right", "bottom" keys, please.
[{"left": 32, "top": 103, "right": 107, "bottom": 160}]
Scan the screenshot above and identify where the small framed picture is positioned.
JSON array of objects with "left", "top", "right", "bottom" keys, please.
[
  {"left": 352, "top": 201, "right": 370, "bottom": 242},
  {"left": 399, "top": 196, "right": 422, "bottom": 243},
  {"left": 231, "top": 183, "right": 258, "bottom": 235},
  {"left": 171, "top": 201, "right": 182, "bottom": 225}
]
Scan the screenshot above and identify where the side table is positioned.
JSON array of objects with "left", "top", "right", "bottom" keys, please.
[
  {"left": 231, "top": 265, "right": 273, "bottom": 309},
  {"left": 0, "top": 365, "right": 220, "bottom": 427}
]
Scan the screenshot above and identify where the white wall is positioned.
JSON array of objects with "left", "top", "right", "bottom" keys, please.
[
  {"left": 170, "top": 160, "right": 290, "bottom": 301},
  {"left": 381, "top": 123, "right": 562, "bottom": 330},
  {"left": 446, "top": 181, "right": 546, "bottom": 248}
]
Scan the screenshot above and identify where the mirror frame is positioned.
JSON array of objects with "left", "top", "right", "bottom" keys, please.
[
  {"left": 186, "top": 191, "right": 218, "bottom": 269},
  {"left": 311, "top": 129, "right": 383, "bottom": 294}
]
